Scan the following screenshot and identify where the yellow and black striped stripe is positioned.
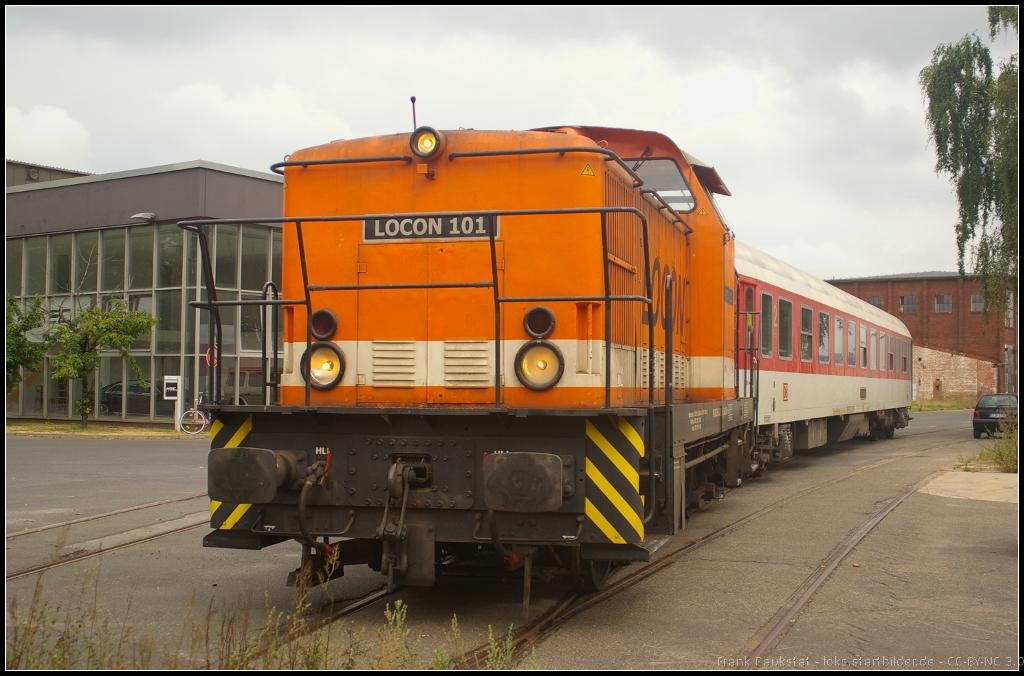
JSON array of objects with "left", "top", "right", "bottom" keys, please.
[
  {"left": 584, "top": 416, "right": 645, "bottom": 544},
  {"left": 208, "top": 414, "right": 257, "bottom": 530}
]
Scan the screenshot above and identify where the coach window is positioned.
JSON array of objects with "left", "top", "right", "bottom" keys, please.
[
  {"left": 888, "top": 335, "right": 895, "bottom": 371},
  {"left": 818, "top": 311, "right": 830, "bottom": 364},
  {"left": 799, "top": 306, "right": 813, "bottom": 362},
  {"left": 848, "top": 321, "right": 856, "bottom": 366},
  {"left": 879, "top": 332, "right": 886, "bottom": 371},
  {"left": 760, "top": 292, "right": 773, "bottom": 358},
  {"left": 633, "top": 159, "right": 696, "bottom": 213},
  {"left": 834, "top": 316, "right": 844, "bottom": 365},
  {"left": 869, "top": 329, "right": 877, "bottom": 370},
  {"left": 859, "top": 325, "right": 867, "bottom": 368},
  {"left": 778, "top": 299, "right": 793, "bottom": 360},
  {"left": 903, "top": 340, "right": 909, "bottom": 373}
]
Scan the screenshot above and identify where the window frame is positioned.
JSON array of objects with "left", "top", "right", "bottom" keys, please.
[
  {"left": 778, "top": 298, "right": 794, "bottom": 361},
  {"left": 834, "top": 315, "right": 844, "bottom": 366},
  {"left": 934, "top": 295, "right": 953, "bottom": 313},
  {"left": 760, "top": 292, "right": 774, "bottom": 358},
  {"left": 799, "top": 304, "right": 813, "bottom": 363}
]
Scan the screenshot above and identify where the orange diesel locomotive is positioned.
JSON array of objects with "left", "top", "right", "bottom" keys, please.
[{"left": 190, "top": 124, "right": 910, "bottom": 596}]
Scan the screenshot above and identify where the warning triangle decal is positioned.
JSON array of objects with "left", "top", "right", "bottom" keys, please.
[
  {"left": 580, "top": 164, "right": 595, "bottom": 176},
  {"left": 697, "top": 207, "right": 708, "bottom": 215}
]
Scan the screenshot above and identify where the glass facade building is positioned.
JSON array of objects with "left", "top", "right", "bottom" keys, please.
[{"left": 6, "top": 160, "right": 283, "bottom": 422}]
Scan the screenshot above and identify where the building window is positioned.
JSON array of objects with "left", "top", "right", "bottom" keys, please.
[
  {"left": 899, "top": 295, "right": 916, "bottom": 314},
  {"left": 865, "top": 296, "right": 883, "bottom": 309},
  {"left": 970, "top": 294, "right": 984, "bottom": 313},
  {"left": 760, "top": 292, "right": 773, "bottom": 358},
  {"left": 800, "top": 305, "right": 813, "bottom": 362},
  {"left": 935, "top": 295, "right": 953, "bottom": 313},
  {"left": 779, "top": 299, "right": 793, "bottom": 360},
  {"left": 1006, "top": 292, "right": 1015, "bottom": 328}
]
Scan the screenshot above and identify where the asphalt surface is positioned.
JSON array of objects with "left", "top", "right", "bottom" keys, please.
[{"left": 4, "top": 411, "right": 1018, "bottom": 667}]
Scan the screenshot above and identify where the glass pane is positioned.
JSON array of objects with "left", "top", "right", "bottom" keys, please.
[
  {"left": 155, "top": 289, "right": 182, "bottom": 354},
  {"left": 126, "top": 357, "right": 152, "bottom": 418},
  {"left": 848, "top": 322, "right": 856, "bottom": 366},
  {"left": 154, "top": 356, "right": 181, "bottom": 418},
  {"left": 216, "top": 290, "right": 238, "bottom": 356},
  {"left": 46, "top": 359, "right": 69, "bottom": 418},
  {"left": 7, "top": 238, "right": 23, "bottom": 296},
  {"left": 48, "top": 296, "right": 73, "bottom": 328},
  {"left": 834, "top": 316, "right": 844, "bottom": 365},
  {"left": 271, "top": 229, "right": 282, "bottom": 290},
  {"left": 184, "top": 288, "right": 198, "bottom": 358},
  {"left": 778, "top": 300, "right": 792, "bottom": 359},
  {"left": 215, "top": 224, "right": 238, "bottom": 288},
  {"left": 6, "top": 369, "right": 23, "bottom": 416},
  {"left": 240, "top": 294, "right": 263, "bottom": 351},
  {"left": 221, "top": 356, "right": 238, "bottom": 405},
  {"left": 760, "top": 293, "right": 773, "bottom": 357},
  {"left": 101, "top": 229, "right": 126, "bottom": 291},
  {"left": 25, "top": 236, "right": 47, "bottom": 296},
  {"left": 75, "top": 295, "right": 98, "bottom": 317},
  {"left": 238, "top": 356, "right": 263, "bottom": 405},
  {"left": 634, "top": 159, "right": 696, "bottom": 212},
  {"left": 75, "top": 231, "right": 99, "bottom": 292},
  {"left": 240, "top": 227, "right": 269, "bottom": 291},
  {"left": 182, "top": 355, "right": 196, "bottom": 411},
  {"left": 23, "top": 365, "right": 45, "bottom": 416},
  {"left": 157, "top": 224, "right": 183, "bottom": 288},
  {"left": 50, "top": 234, "right": 73, "bottom": 294},
  {"left": 186, "top": 230, "right": 198, "bottom": 287},
  {"left": 799, "top": 306, "right": 812, "bottom": 362},
  {"left": 97, "top": 357, "right": 124, "bottom": 418},
  {"left": 128, "top": 226, "right": 154, "bottom": 290},
  {"left": 859, "top": 325, "right": 867, "bottom": 368},
  {"left": 129, "top": 294, "right": 154, "bottom": 350},
  {"left": 818, "top": 312, "right": 829, "bottom": 364}
]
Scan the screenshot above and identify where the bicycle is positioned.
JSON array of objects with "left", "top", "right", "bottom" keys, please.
[{"left": 179, "top": 393, "right": 210, "bottom": 435}]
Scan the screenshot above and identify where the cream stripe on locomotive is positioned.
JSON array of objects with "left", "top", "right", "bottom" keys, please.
[
  {"left": 208, "top": 415, "right": 259, "bottom": 531},
  {"left": 583, "top": 417, "right": 645, "bottom": 544},
  {"left": 280, "top": 339, "right": 734, "bottom": 392}
]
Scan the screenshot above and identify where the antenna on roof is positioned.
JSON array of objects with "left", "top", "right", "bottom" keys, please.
[{"left": 411, "top": 96, "right": 417, "bottom": 130}]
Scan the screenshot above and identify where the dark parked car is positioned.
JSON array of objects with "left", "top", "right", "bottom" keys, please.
[
  {"left": 98, "top": 380, "right": 152, "bottom": 417},
  {"left": 973, "top": 394, "right": 1018, "bottom": 439}
]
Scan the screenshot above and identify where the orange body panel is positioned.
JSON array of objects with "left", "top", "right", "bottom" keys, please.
[{"left": 278, "top": 127, "right": 736, "bottom": 409}]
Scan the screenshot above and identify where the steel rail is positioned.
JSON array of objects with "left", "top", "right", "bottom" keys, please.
[{"left": 5, "top": 493, "right": 208, "bottom": 540}]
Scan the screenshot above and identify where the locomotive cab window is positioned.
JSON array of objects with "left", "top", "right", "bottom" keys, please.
[
  {"left": 760, "top": 292, "right": 773, "bottom": 358},
  {"left": 778, "top": 299, "right": 793, "bottom": 360},
  {"left": 632, "top": 159, "right": 696, "bottom": 213},
  {"left": 800, "top": 305, "right": 813, "bottom": 362},
  {"left": 818, "top": 311, "right": 830, "bottom": 364}
]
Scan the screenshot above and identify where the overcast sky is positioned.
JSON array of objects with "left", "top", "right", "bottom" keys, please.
[{"left": 6, "top": 7, "right": 1017, "bottom": 280}]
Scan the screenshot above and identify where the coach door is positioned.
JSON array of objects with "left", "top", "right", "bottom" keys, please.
[{"left": 737, "top": 281, "right": 759, "bottom": 399}]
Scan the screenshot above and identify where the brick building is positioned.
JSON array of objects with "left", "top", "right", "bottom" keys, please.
[{"left": 829, "top": 272, "right": 1017, "bottom": 399}]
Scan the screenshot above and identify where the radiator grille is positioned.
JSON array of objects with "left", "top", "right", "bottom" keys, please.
[
  {"left": 443, "top": 341, "right": 490, "bottom": 387},
  {"left": 371, "top": 341, "right": 416, "bottom": 387}
]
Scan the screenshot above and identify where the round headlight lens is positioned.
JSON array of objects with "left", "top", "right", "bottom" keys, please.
[
  {"left": 301, "top": 342, "right": 346, "bottom": 390},
  {"left": 514, "top": 341, "right": 564, "bottom": 391},
  {"left": 310, "top": 309, "right": 338, "bottom": 340},
  {"left": 410, "top": 126, "right": 443, "bottom": 158}
]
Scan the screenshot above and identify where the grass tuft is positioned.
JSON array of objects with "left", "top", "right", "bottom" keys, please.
[{"left": 978, "top": 421, "right": 1018, "bottom": 473}]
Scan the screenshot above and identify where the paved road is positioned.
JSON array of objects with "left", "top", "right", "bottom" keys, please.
[{"left": 5, "top": 411, "right": 1017, "bottom": 667}]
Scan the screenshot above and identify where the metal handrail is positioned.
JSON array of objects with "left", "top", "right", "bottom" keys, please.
[
  {"left": 181, "top": 205, "right": 655, "bottom": 409},
  {"left": 448, "top": 147, "right": 645, "bottom": 188},
  {"left": 270, "top": 156, "right": 413, "bottom": 174}
]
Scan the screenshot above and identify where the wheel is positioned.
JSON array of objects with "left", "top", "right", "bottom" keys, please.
[
  {"left": 582, "top": 560, "right": 613, "bottom": 592},
  {"left": 180, "top": 409, "right": 208, "bottom": 434},
  {"left": 884, "top": 426, "right": 895, "bottom": 439},
  {"left": 973, "top": 428, "right": 982, "bottom": 439}
]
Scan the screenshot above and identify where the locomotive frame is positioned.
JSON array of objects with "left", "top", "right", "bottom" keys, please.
[{"left": 186, "top": 126, "right": 910, "bottom": 599}]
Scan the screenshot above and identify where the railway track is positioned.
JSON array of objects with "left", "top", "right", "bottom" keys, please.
[{"left": 452, "top": 432, "right": 967, "bottom": 668}]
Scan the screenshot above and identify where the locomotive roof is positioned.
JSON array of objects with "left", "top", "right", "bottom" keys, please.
[{"left": 735, "top": 241, "right": 911, "bottom": 337}]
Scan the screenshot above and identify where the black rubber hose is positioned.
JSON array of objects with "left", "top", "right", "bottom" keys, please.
[{"left": 298, "top": 478, "right": 331, "bottom": 554}]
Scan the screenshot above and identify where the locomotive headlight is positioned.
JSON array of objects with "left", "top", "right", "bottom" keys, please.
[
  {"left": 301, "top": 342, "right": 346, "bottom": 390},
  {"left": 514, "top": 340, "right": 564, "bottom": 391},
  {"left": 310, "top": 309, "right": 337, "bottom": 340},
  {"left": 410, "top": 126, "right": 444, "bottom": 159}
]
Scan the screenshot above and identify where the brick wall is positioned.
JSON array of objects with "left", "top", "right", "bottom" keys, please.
[
  {"left": 912, "top": 345, "right": 997, "bottom": 399},
  {"left": 831, "top": 276, "right": 1017, "bottom": 393}
]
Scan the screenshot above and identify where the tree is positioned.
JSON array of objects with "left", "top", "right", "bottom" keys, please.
[
  {"left": 6, "top": 295, "right": 49, "bottom": 395},
  {"left": 919, "top": 6, "right": 1018, "bottom": 318},
  {"left": 48, "top": 299, "right": 157, "bottom": 429}
]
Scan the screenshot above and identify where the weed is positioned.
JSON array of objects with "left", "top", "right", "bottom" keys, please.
[
  {"left": 916, "top": 395, "right": 979, "bottom": 411},
  {"left": 978, "top": 421, "right": 1018, "bottom": 473}
]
